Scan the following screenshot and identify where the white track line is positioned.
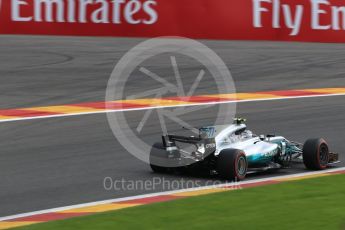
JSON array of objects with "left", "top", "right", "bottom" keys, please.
[
  {"left": 1, "top": 93, "right": 345, "bottom": 124},
  {"left": 0, "top": 166, "right": 344, "bottom": 222}
]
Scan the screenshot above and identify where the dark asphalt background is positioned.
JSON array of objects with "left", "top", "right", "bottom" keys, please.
[{"left": 0, "top": 35, "right": 344, "bottom": 217}]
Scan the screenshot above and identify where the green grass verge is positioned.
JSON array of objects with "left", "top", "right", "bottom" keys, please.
[{"left": 16, "top": 174, "right": 345, "bottom": 230}]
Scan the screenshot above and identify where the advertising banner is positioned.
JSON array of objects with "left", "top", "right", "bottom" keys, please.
[{"left": 1, "top": 0, "right": 345, "bottom": 42}]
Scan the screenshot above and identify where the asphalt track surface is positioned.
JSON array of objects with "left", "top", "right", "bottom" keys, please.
[{"left": 0, "top": 35, "right": 345, "bottom": 217}]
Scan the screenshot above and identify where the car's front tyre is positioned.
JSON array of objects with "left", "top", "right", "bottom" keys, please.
[
  {"left": 217, "top": 149, "right": 247, "bottom": 181},
  {"left": 303, "top": 138, "right": 329, "bottom": 170}
]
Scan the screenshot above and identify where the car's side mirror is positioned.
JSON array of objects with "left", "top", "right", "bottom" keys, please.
[{"left": 259, "top": 135, "right": 265, "bottom": 141}]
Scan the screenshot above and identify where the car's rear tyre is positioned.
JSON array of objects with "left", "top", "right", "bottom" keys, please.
[
  {"left": 303, "top": 138, "right": 329, "bottom": 170},
  {"left": 217, "top": 149, "right": 247, "bottom": 181},
  {"left": 150, "top": 143, "right": 169, "bottom": 173}
]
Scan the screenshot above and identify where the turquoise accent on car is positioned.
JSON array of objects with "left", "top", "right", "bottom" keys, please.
[{"left": 247, "top": 152, "right": 275, "bottom": 165}]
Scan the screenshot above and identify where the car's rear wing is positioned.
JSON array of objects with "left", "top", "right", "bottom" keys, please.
[
  {"left": 161, "top": 134, "right": 216, "bottom": 157},
  {"left": 162, "top": 134, "right": 203, "bottom": 146}
]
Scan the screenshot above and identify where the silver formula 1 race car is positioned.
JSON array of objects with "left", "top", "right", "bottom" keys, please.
[{"left": 149, "top": 118, "right": 340, "bottom": 180}]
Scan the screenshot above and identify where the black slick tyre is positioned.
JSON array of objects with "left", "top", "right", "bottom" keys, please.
[
  {"left": 303, "top": 138, "right": 329, "bottom": 170},
  {"left": 217, "top": 149, "right": 247, "bottom": 181}
]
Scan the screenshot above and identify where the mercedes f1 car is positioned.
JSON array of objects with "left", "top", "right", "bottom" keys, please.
[{"left": 149, "top": 118, "right": 340, "bottom": 180}]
